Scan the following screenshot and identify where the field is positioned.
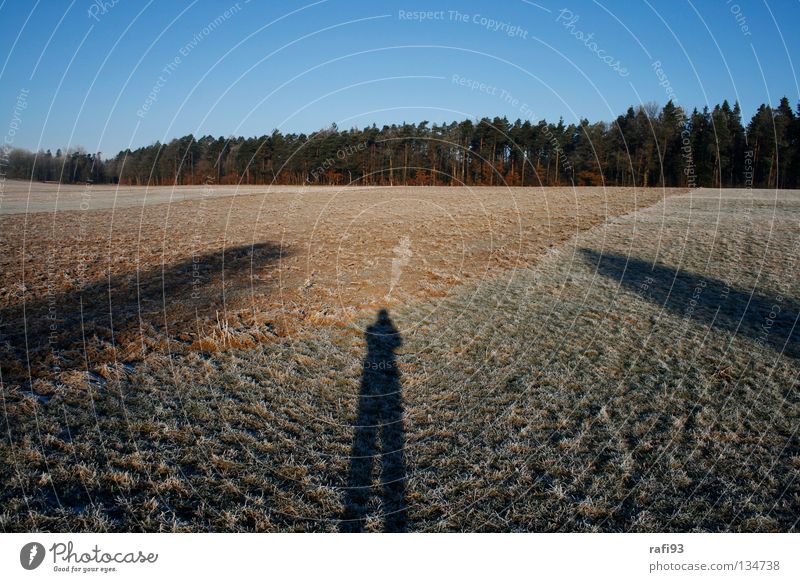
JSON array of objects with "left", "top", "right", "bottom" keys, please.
[{"left": 0, "top": 182, "right": 797, "bottom": 532}]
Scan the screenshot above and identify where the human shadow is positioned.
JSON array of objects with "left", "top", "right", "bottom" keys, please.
[
  {"left": 0, "top": 241, "right": 286, "bottom": 384},
  {"left": 340, "top": 309, "right": 408, "bottom": 533},
  {"left": 581, "top": 249, "right": 799, "bottom": 359}
]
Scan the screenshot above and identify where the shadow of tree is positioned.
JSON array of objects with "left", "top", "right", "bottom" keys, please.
[
  {"left": 340, "top": 309, "right": 408, "bottom": 533},
  {"left": 581, "top": 249, "right": 799, "bottom": 359},
  {"left": 0, "top": 241, "right": 286, "bottom": 383}
]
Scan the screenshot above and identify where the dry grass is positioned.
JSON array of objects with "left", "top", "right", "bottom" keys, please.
[
  {"left": 0, "top": 183, "right": 682, "bottom": 384},
  {"left": 1, "top": 185, "right": 797, "bottom": 532}
]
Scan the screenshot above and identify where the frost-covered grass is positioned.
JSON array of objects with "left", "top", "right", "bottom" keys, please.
[{"left": 2, "top": 188, "right": 797, "bottom": 531}]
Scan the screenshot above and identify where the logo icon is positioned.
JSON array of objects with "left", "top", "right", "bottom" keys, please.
[{"left": 20, "top": 542, "right": 46, "bottom": 570}]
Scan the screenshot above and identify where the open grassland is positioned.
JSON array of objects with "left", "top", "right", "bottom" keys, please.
[
  {"left": 1, "top": 185, "right": 797, "bottom": 532},
  {"left": 0, "top": 180, "right": 333, "bottom": 214},
  {"left": 0, "top": 183, "right": 681, "bottom": 384}
]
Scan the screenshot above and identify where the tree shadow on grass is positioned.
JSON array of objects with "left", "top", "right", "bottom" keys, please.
[
  {"left": 340, "top": 308, "right": 408, "bottom": 533},
  {"left": 580, "top": 249, "right": 799, "bottom": 359},
  {"left": 0, "top": 241, "right": 286, "bottom": 384}
]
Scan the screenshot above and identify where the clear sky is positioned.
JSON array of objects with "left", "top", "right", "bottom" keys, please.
[{"left": 1, "top": 0, "right": 798, "bottom": 156}]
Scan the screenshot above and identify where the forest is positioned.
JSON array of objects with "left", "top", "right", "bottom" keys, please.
[{"left": 3, "top": 97, "right": 799, "bottom": 189}]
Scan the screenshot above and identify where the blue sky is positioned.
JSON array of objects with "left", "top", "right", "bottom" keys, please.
[{"left": 1, "top": 0, "right": 798, "bottom": 155}]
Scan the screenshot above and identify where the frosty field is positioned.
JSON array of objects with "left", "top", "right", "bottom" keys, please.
[{"left": 0, "top": 184, "right": 797, "bottom": 532}]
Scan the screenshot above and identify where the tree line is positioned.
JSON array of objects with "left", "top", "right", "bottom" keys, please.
[{"left": 3, "top": 97, "right": 799, "bottom": 189}]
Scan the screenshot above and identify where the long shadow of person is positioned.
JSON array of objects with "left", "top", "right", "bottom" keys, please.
[{"left": 340, "top": 309, "right": 408, "bottom": 533}]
